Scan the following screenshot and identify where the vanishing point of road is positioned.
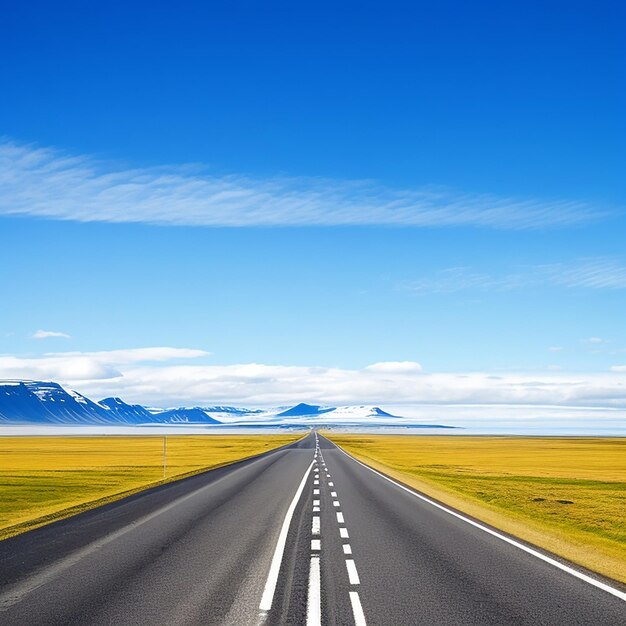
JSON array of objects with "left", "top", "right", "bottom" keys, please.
[{"left": 0, "top": 432, "right": 624, "bottom": 625}]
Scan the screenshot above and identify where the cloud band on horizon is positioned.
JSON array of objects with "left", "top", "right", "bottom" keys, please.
[{"left": 1, "top": 348, "right": 625, "bottom": 409}]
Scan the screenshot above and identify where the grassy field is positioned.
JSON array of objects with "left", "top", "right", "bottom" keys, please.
[
  {"left": 327, "top": 435, "right": 626, "bottom": 583},
  {"left": 0, "top": 434, "right": 301, "bottom": 540}
]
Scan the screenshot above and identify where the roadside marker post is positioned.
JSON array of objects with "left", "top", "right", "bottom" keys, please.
[{"left": 163, "top": 436, "right": 167, "bottom": 479}]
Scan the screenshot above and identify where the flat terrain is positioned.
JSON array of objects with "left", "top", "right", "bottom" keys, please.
[
  {"left": 0, "top": 432, "right": 623, "bottom": 625},
  {"left": 327, "top": 434, "right": 626, "bottom": 583},
  {"left": 0, "top": 434, "right": 300, "bottom": 539}
]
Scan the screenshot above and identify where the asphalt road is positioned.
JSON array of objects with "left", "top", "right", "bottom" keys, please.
[{"left": 0, "top": 432, "right": 624, "bottom": 625}]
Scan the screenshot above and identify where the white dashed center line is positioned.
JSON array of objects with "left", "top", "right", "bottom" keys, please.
[
  {"left": 307, "top": 556, "right": 322, "bottom": 626},
  {"left": 310, "top": 434, "right": 367, "bottom": 624},
  {"left": 349, "top": 592, "right": 367, "bottom": 626},
  {"left": 346, "top": 559, "right": 361, "bottom": 585},
  {"left": 309, "top": 437, "right": 323, "bottom": 625},
  {"left": 317, "top": 435, "right": 369, "bottom": 625}
]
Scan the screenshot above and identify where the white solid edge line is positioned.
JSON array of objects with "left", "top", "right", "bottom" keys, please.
[
  {"left": 307, "top": 556, "right": 322, "bottom": 626},
  {"left": 333, "top": 442, "right": 626, "bottom": 602},
  {"left": 346, "top": 559, "right": 360, "bottom": 584},
  {"left": 259, "top": 459, "right": 315, "bottom": 612},
  {"left": 349, "top": 591, "right": 367, "bottom": 626}
]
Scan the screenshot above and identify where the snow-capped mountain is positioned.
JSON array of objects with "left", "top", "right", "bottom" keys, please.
[
  {"left": 275, "top": 403, "right": 335, "bottom": 417},
  {"left": 0, "top": 381, "right": 115, "bottom": 425},
  {"left": 99, "top": 397, "right": 155, "bottom": 422},
  {"left": 321, "top": 405, "right": 400, "bottom": 419},
  {"left": 271, "top": 404, "right": 403, "bottom": 423},
  {"left": 0, "top": 381, "right": 226, "bottom": 426},
  {"left": 151, "top": 407, "right": 222, "bottom": 424},
  {"left": 202, "top": 406, "right": 266, "bottom": 422}
]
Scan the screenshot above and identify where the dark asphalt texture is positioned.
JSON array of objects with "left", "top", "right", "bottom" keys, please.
[{"left": 0, "top": 432, "right": 623, "bottom": 625}]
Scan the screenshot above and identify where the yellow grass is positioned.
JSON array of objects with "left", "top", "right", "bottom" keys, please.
[
  {"left": 0, "top": 434, "right": 301, "bottom": 540},
  {"left": 327, "top": 435, "right": 626, "bottom": 583}
]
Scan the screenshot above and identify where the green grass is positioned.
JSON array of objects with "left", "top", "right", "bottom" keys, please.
[
  {"left": 327, "top": 435, "right": 626, "bottom": 583},
  {"left": 0, "top": 434, "right": 301, "bottom": 539}
]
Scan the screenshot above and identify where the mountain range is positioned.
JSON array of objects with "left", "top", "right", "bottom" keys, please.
[
  {"left": 0, "top": 381, "right": 241, "bottom": 426},
  {"left": 0, "top": 380, "right": 451, "bottom": 428}
]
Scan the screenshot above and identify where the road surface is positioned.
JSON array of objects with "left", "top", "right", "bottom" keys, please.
[{"left": 0, "top": 432, "right": 624, "bottom": 625}]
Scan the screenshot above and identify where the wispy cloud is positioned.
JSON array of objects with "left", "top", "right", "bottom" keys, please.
[
  {"left": 583, "top": 337, "right": 605, "bottom": 344},
  {"left": 32, "top": 330, "right": 71, "bottom": 339},
  {"left": 402, "top": 258, "right": 626, "bottom": 294},
  {"left": 44, "top": 347, "right": 210, "bottom": 363},
  {"left": 0, "top": 140, "right": 605, "bottom": 229},
  {"left": 1, "top": 349, "right": 625, "bottom": 409}
]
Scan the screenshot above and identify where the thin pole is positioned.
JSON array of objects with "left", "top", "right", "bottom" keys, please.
[{"left": 163, "top": 435, "right": 167, "bottom": 480}]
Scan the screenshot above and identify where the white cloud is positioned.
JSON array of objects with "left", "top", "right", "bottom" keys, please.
[
  {"left": 402, "top": 258, "right": 626, "bottom": 294},
  {"left": 548, "top": 346, "right": 564, "bottom": 352},
  {"left": 1, "top": 348, "right": 626, "bottom": 409},
  {"left": 0, "top": 140, "right": 603, "bottom": 230},
  {"left": 611, "top": 365, "right": 626, "bottom": 372},
  {"left": 44, "top": 347, "right": 210, "bottom": 363},
  {"left": 584, "top": 337, "right": 605, "bottom": 344},
  {"left": 0, "top": 355, "right": 121, "bottom": 381},
  {"left": 0, "top": 347, "right": 209, "bottom": 382},
  {"left": 365, "top": 361, "right": 423, "bottom": 373},
  {"left": 32, "top": 329, "right": 71, "bottom": 339}
]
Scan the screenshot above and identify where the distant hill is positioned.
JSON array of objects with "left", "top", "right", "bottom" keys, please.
[
  {"left": 275, "top": 403, "right": 335, "bottom": 417},
  {"left": 274, "top": 403, "right": 402, "bottom": 420},
  {"left": 203, "top": 406, "right": 264, "bottom": 415},
  {"left": 154, "top": 407, "right": 222, "bottom": 424}
]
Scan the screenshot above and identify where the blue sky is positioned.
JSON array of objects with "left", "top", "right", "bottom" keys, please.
[{"left": 1, "top": 1, "right": 625, "bottom": 408}]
